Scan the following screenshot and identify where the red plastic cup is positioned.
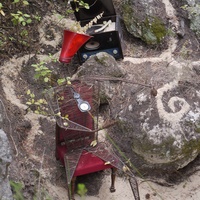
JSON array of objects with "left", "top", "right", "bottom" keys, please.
[{"left": 59, "top": 30, "right": 92, "bottom": 63}]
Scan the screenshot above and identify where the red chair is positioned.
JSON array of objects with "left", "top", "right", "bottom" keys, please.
[{"left": 54, "top": 81, "right": 122, "bottom": 200}]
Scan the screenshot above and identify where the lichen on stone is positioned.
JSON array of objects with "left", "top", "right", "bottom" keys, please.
[{"left": 122, "top": 0, "right": 167, "bottom": 45}]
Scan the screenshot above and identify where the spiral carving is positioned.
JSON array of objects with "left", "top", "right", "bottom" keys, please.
[{"left": 156, "top": 80, "right": 190, "bottom": 126}]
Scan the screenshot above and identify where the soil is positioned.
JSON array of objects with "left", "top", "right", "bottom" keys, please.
[{"left": 1, "top": 0, "right": 200, "bottom": 200}]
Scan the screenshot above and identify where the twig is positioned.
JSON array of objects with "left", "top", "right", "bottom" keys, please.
[
  {"left": 74, "top": 76, "right": 152, "bottom": 88},
  {"left": 0, "top": 26, "right": 14, "bottom": 29},
  {"left": 92, "top": 119, "right": 117, "bottom": 132}
]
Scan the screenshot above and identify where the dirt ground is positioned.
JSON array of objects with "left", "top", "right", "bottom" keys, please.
[{"left": 1, "top": 0, "right": 200, "bottom": 200}]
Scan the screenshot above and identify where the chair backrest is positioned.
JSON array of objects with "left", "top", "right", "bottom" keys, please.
[
  {"left": 56, "top": 81, "right": 97, "bottom": 151},
  {"left": 56, "top": 124, "right": 95, "bottom": 151}
]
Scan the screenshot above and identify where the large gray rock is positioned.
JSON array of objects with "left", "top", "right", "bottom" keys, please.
[
  {"left": 0, "top": 113, "right": 13, "bottom": 200},
  {"left": 108, "top": 60, "right": 200, "bottom": 172},
  {"left": 73, "top": 52, "right": 124, "bottom": 78},
  {"left": 122, "top": 0, "right": 168, "bottom": 45},
  {"left": 74, "top": 53, "right": 200, "bottom": 174},
  {"left": 0, "top": 178, "right": 13, "bottom": 200},
  {"left": 184, "top": 0, "right": 200, "bottom": 38}
]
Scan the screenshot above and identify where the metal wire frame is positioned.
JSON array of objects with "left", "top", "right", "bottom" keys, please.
[{"left": 45, "top": 79, "right": 141, "bottom": 200}]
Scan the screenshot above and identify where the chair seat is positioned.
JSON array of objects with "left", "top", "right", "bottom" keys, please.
[
  {"left": 57, "top": 145, "right": 113, "bottom": 177},
  {"left": 74, "top": 150, "right": 113, "bottom": 176}
]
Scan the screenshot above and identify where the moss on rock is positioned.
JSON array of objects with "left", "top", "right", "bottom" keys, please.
[
  {"left": 131, "top": 134, "right": 200, "bottom": 168},
  {"left": 142, "top": 17, "right": 167, "bottom": 44},
  {"left": 122, "top": 1, "right": 167, "bottom": 45}
]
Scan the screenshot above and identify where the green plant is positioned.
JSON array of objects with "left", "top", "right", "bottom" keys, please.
[
  {"left": 77, "top": 183, "right": 88, "bottom": 199},
  {"left": 27, "top": 59, "right": 72, "bottom": 115},
  {"left": 6, "top": 0, "right": 42, "bottom": 49},
  {"left": 12, "top": 0, "right": 29, "bottom": 7},
  {"left": 32, "top": 62, "right": 52, "bottom": 83},
  {"left": 55, "top": 1, "right": 103, "bottom": 33},
  {"left": 10, "top": 181, "right": 24, "bottom": 200},
  {"left": 71, "top": 0, "right": 89, "bottom": 12},
  {"left": 57, "top": 77, "right": 72, "bottom": 85},
  {"left": 9, "top": 0, "right": 33, "bottom": 46},
  {"left": 26, "top": 90, "right": 48, "bottom": 114},
  {"left": 13, "top": 0, "right": 29, "bottom": 6},
  {"left": 31, "top": 57, "right": 73, "bottom": 86},
  {"left": 62, "top": 0, "right": 89, "bottom": 16},
  {"left": 33, "top": 14, "right": 41, "bottom": 22},
  {"left": 11, "top": 11, "right": 32, "bottom": 26},
  {"left": 48, "top": 53, "right": 58, "bottom": 63},
  {"left": 20, "top": 29, "right": 28, "bottom": 37}
]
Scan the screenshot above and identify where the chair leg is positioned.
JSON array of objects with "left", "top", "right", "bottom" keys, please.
[
  {"left": 71, "top": 176, "right": 76, "bottom": 200},
  {"left": 110, "top": 167, "right": 117, "bottom": 193},
  {"left": 68, "top": 176, "right": 76, "bottom": 200}
]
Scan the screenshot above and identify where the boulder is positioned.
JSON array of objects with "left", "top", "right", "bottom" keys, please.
[
  {"left": 73, "top": 52, "right": 124, "bottom": 78},
  {"left": 184, "top": 0, "right": 200, "bottom": 38},
  {"left": 108, "top": 60, "right": 200, "bottom": 173},
  {"left": 0, "top": 110, "right": 13, "bottom": 200},
  {"left": 74, "top": 53, "right": 200, "bottom": 175},
  {"left": 122, "top": 0, "right": 168, "bottom": 45},
  {"left": 0, "top": 178, "right": 13, "bottom": 200}
]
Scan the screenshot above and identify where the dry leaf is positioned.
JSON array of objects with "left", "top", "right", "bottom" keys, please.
[
  {"left": 90, "top": 140, "right": 97, "bottom": 147},
  {"left": 123, "top": 165, "right": 130, "bottom": 172},
  {"left": 0, "top": 10, "right": 5, "bottom": 16}
]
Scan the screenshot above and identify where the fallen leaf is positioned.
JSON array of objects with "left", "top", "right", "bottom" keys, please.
[
  {"left": 123, "top": 165, "right": 130, "bottom": 172},
  {"left": 104, "top": 161, "right": 111, "bottom": 165},
  {"left": 90, "top": 140, "right": 97, "bottom": 147}
]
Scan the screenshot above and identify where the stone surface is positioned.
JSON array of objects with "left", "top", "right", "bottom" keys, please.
[
  {"left": 122, "top": 0, "right": 168, "bottom": 44},
  {"left": 74, "top": 52, "right": 200, "bottom": 173},
  {"left": 184, "top": 0, "right": 200, "bottom": 38},
  {"left": 73, "top": 52, "right": 124, "bottom": 78},
  {"left": 0, "top": 106, "right": 13, "bottom": 200},
  {"left": 0, "top": 178, "right": 13, "bottom": 200},
  {"left": 110, "top": 61, "right": 200, "bottom": 172}
]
